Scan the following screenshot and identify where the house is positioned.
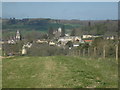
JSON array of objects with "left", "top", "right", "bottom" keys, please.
[
  {"left": 25, "top": 42, "right": 32, "bottom": 48},
  {"left": 36, "top": 39, "right": 48, "bottom": 44},
  {"left": 92, "top": 35, "right": 102, "bottom": 38},
  {"left": 58, "top": 36, "right": 82, "bottom": 42},
  {"left": 82, "top": 35, "right": 93, "bottom": 39},
  {"left": 0, "top": 41, "right": 5, "bottom": 44},
  {"left": 21, "top": 42, "right": 32, "bottom": 55},
  {"left": 65, "top": 34, "right": 70, "bottom": 37},
  {"left": 58, "top": 37, "right": 73, "bottom": 45},
  {"left": 58, "top": 36, "right": 82, "bottom": 46},
  {"left": 22, "top": 47, "right": 27, "bottom": 55},
  {"left": 106, "top": 36, "right": 115, "bottom": 40},
  {"left": 8, "top": 39, "right": 16, "bottom": 44},
  {"left": 49, "top": 41, "right": 56, "bottom": 46},
  {"left": 73, "top": 44, "right": 79, "bottom": 47},
  {"left": 23, "top": 42, "right": 32, "bottom": 48}
]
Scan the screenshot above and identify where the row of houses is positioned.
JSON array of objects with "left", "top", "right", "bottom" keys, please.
[
  {"left": 36, "top": 34, "right": 117, "bottom": 48},
  {"left": 36, "top": 36, "right": 93, "bottom": 47}
]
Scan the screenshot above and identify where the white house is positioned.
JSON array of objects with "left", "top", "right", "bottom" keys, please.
[
  {"left": 8, "top": 40, "right": 16, "bottom": 44},
  {"left": 82, "top": 35, "right": 93, "bottom": 39},
  {"left": 36, "top": 39, "right": 48, "bottom": 44},
  {"left": 22, "top": 47, "right": 27, "bottom": 55},
  {"left": 106, "top": 36, "right": 115, "bottom": 40},
  {"left": 49, "top": 41, "right": 56, "bottom": 46},
  {"left": 73, "top": 44, "right": 79, "bottom": 47},
  {"left": 58, "top": 36, "right": 81, "bottom": 42},
  {"left": 65, "top": 34, "right": 70, "bottom": 37},
  {"left": 23, "top": 42, "right": 32, "bottom": 48},
  {"left": 58, "top": 36, "right": 82, "bottom": 45}
]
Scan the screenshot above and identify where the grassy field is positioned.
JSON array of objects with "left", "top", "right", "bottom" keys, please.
[{"left": 2, "top": 56, "right": 118, "bottom": 88}]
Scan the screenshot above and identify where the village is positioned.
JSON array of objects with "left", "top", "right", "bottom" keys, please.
[{"left": 1, "top": 27, "right": 117, "bottom": 56}]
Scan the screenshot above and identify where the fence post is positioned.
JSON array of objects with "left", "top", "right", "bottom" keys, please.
[
  {"left": 72, "top": 51, "right": 74, "bottom": 56},
  {"left": 79, "top": 50, "right": 81, "bottom": 56},
  {"left": 94, "top": 47, "right": 96, "bottom": 57},
  {"left": 73, "top": 50, "right": 75, "bottom": 56},
  {"left": 69, "top": 50, "right": 71, "bottom": 56},
  {"left": 76, "top": 50, "right": 78, "bottom": 56},
  {"left": 116, "top": 44, "right": 118, "bottom": 61},
  {"left": 88, "top": 48, "right": 90, "bottom": 56},
  {"left": 83, "top": 49, "right": 85, "bottom": 57},
  {"left": 103, "top": 45, "right": 106, "bottom": 59}
]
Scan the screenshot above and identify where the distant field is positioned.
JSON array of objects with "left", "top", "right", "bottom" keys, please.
[{"left": 2, "top": 56, "right": 118, "bottom": 88}]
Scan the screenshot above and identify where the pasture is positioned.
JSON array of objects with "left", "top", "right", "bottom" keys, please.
[{"left": 2, "top": 56, "right": 118, "bottom": 88}]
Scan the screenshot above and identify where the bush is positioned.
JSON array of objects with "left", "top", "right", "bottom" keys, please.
[{"left": 27, "top": 43, "right": 68, "bottom": 56}]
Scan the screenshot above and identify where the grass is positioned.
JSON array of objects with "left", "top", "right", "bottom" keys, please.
[{"left": 2, "top": 56, "right": 118, "bottom": 88}]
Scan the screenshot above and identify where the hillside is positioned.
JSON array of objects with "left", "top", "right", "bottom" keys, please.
[
  {"left": 2, "top": 18, "right": 118, "bottom": 40},
  {"left": 2, "top": 18, "right": 78, "bottom": 32},
  {"left": 2, "top": 18, "right": 118, "bottom": 33},
  {"left": 2, "top": 56, "right": 118, "bottom": 88}
]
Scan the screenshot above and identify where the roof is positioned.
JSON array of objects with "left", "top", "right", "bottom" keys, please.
[{"left": 84, "top": 40, "right": 93, "bottom": 42}]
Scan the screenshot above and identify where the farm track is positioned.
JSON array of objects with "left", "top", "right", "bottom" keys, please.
[{"left": 2, "top": 56, "right": 118, "bottom": 88}]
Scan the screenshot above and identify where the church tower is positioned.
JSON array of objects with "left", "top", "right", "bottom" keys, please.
[
  {"left": 58, "top": 27, "right": 62, "bottom": 32},
  {"left": 16, "top": 30, "right": 21, "bottom": 41}
]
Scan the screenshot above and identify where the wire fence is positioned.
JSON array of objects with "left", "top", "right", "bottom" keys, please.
[{"left": 68, "top": 45, "right": 118, "bottom": 61}]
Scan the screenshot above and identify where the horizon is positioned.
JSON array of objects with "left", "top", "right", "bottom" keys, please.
[{"left": 1, "top": 17, "right": 118, "bottom": 20}]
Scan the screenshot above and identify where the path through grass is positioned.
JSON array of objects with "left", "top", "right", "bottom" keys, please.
[{"left": 2, "top": 56, "right": 118, "bottom": 88}]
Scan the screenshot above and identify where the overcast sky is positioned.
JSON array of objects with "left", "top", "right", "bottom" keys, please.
[{"left": 2, "top": 2, "right": 118, "bottom": 20}]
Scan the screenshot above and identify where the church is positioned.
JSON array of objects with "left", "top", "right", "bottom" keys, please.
[
  {"left": 7, "top": 30, "right": 22, "bottom": 44},
  {"left": 53, "top": 27, "right": 62, "bottom": 38}
]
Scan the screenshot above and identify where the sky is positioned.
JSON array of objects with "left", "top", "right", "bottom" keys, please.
[
  {"left": 1, "top": 0, "right": 120, "bottom": 2},
  {"left": 2, "top": 2, "right": 118, "bottom": 20}
]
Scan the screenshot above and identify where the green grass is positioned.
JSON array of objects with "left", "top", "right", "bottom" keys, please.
[{"left": 2, "top": 56, "right": 118, "bottom": 88}]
